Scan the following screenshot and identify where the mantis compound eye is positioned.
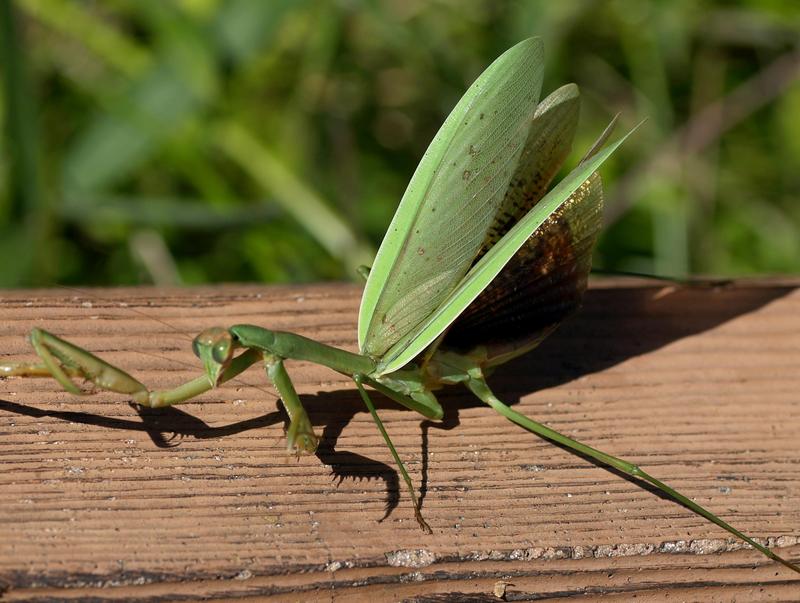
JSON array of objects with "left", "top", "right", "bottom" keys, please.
[
  {"left": 192, "top": 327, "right": 232, "bottom": 363},
  {"left": 192, "top": 327, "right": 235, "bottom": 388},
  {"left": 213, "top": 342, "right": 231, "bottom": 364}
]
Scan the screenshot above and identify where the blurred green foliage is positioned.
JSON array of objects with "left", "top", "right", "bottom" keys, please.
[{"left": 0, "top": 0, "right": 798, "bottom": 287}]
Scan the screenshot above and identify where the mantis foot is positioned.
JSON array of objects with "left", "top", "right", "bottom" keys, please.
[{"left": 286, "top": 414, "right": 319, "bottom": 455}]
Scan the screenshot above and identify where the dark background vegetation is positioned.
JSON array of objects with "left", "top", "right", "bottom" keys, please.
[{"left": 1, "top": 0, "right": 798, "bottom": 288}]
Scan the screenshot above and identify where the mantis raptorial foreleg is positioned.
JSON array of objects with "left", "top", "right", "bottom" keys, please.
[
  {"left": 2, "top": 328, "right": 150, "bottom": 400},
  {"left": 0, "top": 329, "right": 317, "bottom": 452},
  {"left": 2, "top": 326, "right": 441, "bottom": 458},
  {"left": 0, "top": 328, "right": 260, "bottom": 407}
]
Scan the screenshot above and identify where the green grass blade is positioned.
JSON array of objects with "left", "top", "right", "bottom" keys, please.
[
  {"left": 0, "top": 0, "right": 49, "bottom": 284},
  {"left": 216, "top": 121, "right": 374, "bottom": 270},
  {"left": 17, "top": 0, "right": 151, "bottom": 76},
  {"left": 60, "top": 195, "right": 280, "bottom": 229}
]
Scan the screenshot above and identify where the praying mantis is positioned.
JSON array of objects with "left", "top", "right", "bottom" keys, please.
[{"left": 1, "top": 38, "right": 798, "bottom": 574}]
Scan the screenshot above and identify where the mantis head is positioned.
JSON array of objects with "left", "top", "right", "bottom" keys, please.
[{"left": 192, "top": 327, "right": 236, "bottom": 387}]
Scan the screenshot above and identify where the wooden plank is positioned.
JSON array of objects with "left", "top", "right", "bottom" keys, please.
[{"left": 0, "top": 279, "right": 798, "bottom": 600}]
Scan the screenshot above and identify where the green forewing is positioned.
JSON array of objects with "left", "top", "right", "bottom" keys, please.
[
  {"left": 358, "top": 38, "right": 545, "bottom": 357},
  {"left": 376, "top": 128, "right": 634, "bottom": 375}
]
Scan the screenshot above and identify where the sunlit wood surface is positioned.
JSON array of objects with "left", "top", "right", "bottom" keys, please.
[{"left": 1, "top": 279, "right": 798, "bottom": 600}]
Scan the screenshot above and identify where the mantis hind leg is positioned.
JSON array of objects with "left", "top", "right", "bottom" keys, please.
[{"left": 466, "top": 376, "right": 800, "bottom": 574}]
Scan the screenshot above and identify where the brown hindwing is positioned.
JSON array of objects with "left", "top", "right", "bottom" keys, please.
[
  {"left": 443, "top": 173, "right": 603, "bottom": 365},
  {"left": 475, "top": 84, "right": 580, "bottom": 263}
]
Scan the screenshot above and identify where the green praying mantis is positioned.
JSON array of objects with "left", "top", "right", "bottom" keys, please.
[{"left": 1, "top": 38, "right": 798, "bottom": 573}]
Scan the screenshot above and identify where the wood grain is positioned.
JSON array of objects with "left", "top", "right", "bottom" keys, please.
[{"left": 0, "top": 279, "right": 798, "bottom": 601}]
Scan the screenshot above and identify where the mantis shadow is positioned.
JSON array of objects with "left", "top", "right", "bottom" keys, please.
[
  {"left": 467, "top": 282, "right": 794, "bottom": 507},
  {"left": 306, "top": 282, "right": 795, "bottom": 514},
  {"left": 491, "top": 282, "right": 791, "bottom": 395},
  {"left": 0, "top": 392, "right": 421, "bottom": 521},
  {"left": 0, "top": 398, "right": 285, "bottom": 447},
  {"left": 0, "top": 282, "right": 792, "bottom": 521}
]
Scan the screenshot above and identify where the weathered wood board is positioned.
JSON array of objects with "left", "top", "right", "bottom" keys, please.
[{"left": 1, "top": 279, "right": 798, "bottom": 600}]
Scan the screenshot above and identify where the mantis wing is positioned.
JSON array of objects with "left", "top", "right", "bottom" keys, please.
[
  {"left": 445, "top": 88, "right": 605, "bottom": 366},
  {"left": 476, "top": 83, "right": 580, "bottom": 262},
  {"left": 376, "top": 129, "right": 633, "bottom": 375},
  {"left": 444, "top": 172, "right": 603, "bottom": 367},
  {"left": 359, "top": 38, "right": 545, "bottom": 358}
]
